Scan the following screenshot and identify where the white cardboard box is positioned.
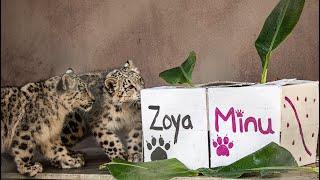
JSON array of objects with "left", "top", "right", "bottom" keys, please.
[
  {"left": 141, "top": 80, "right": 319, "bottom": 169},
  {"left": 141, "top": 88, "right": 209, "bottom": 169}
]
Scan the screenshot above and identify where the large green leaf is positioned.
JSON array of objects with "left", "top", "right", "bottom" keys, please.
[
  {"left": 99, "top": 158, "right": 198, "bottom": 180},
  {"left": 198, "top": 142, "right": 299, "bottom": 178},
  {"left": 159, "top": 51, "right": 196, "bottom": 85},
  {"left": 100, "top": 143, "right": 317, "bottom": 179},
  {"left": 255, "top": 0, "right": 305, "bottom": 83}
]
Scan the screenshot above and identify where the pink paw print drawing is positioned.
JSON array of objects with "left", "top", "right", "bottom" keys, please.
[
  {"left": 212, "top": 135, "right": 234, "bottom": 157},
  {"left": 236, "top": 109, "right": 244, "bottom": 117}
]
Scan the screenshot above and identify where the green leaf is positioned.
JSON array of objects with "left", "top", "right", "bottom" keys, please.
[
  {"left": 99, "top": 158, "right": 198, "bottom": 180},
  {"left": 101, "top": 143, "right": 317, "bottom": 179},
  {"left": 159, "top": 51, "right": 196, "bottom": 85},
  {"left": 198, "top": 142, "right": 299, "bottom": 178},
  {"left": 255, "top": 0, "right": 305, "bottom": 83}
]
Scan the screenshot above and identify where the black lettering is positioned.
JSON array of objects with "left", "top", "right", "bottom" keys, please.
[
  {"left": 163, "top": 115, "right": 172, "bottom": 129},
  {"left": 182, "top": 115, "right": 193, "bottom": 129},
  {"left": 149, "top": 105, "right": 163, "bottom": 130},
  {"left": 171, "top": 115, "right": 181, "bottom": 144}
]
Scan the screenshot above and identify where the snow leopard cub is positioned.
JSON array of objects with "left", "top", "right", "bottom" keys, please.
[
  {"left": 1, "top": 69, "right": 94, "bottom": 176},
  {"left": 60, "top": 60, "right": 144, "bottom": 162}
]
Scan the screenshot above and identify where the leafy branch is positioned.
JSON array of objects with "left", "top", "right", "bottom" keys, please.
[
  {"left": 255, "top": 0, "right": 305, "bottom": 83},
  {"left": 159, "top": 51, "right": 196, "bottom": 86}
]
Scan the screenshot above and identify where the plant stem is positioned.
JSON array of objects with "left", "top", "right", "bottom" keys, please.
[
  {"left": 261, "top": 67, "right": 268, "bottom": 84},
  {"left": 260, "top": 53, "right": 271, "bottom": 83},
  {"left": 187, "top": 82, "right": 195, "bottom": 87}
]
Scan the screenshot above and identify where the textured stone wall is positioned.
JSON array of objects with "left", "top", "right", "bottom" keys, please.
[{"left": 1, "top": 0, "right": 319, "bottom": 87}]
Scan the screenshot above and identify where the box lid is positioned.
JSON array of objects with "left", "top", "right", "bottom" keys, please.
[{"left": 264, "top": 79, "right": 319, "bottom": 86}]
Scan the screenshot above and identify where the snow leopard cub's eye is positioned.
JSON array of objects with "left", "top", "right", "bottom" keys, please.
[
  {"left": 129, "top": 85, "right": 136, "bottom": 90},
  {"left": 78, "top": 84, "right": 86, "bottom": 91}
]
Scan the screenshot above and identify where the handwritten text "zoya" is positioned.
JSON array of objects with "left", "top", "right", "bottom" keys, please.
[{"left": 148, "top": 105, "right": 193, "bottom": 144}]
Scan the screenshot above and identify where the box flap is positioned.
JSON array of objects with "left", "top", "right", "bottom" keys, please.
[
  {"left": 142, "top": 81, "right": 256, "bottom": 91},
  {"left": 196, "top": 81, "right": 255, "bottom": 88},
  {"left": 143, "top": 79, "right": 318, "bottom": 91},
  {"left": 265, "top": 79, "right": 319, "bottom": 86}
]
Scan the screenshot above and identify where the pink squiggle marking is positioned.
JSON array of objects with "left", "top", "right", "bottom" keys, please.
[{"left": 284, "top": 96, "right": 312, "bottom": 156}]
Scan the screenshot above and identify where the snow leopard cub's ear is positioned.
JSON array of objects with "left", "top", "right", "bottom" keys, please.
[
  {"left": 104, "top": 77, "right": 117, "bottom": 96},
  {"left": 57, "top": 68, "right": 77, "bottom": 91},
  {"left": 124, "top": 60, "right": 140, "bottom": 73}
]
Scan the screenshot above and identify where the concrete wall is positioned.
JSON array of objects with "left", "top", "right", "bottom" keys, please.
[{"left": 1, "top": 0, "right": 319, "bottom": 87}]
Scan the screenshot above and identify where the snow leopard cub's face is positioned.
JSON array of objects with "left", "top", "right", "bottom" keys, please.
[
  {"left": 104, "top": 60, "right": 144, "bottom": 104},
  {"left": 57, "top": 68, "right": 95, "bottom": 111}
]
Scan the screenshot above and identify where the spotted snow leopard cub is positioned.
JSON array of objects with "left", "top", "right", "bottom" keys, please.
[
  {"left": 60, "top": 60, "right": 144, "bottom": 162},
  {"left": 1, "top": 69, "right": 94, "bottom": 176}
]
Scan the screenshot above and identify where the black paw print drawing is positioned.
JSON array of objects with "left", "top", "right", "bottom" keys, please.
[{"left": 146, "top": 135, "right": 170, "bottom": 161}]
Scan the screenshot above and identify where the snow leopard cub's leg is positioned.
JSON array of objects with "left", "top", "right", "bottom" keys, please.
[
  {"left": 60, "top": 111, "right": 87, "bottom": 148},
  {"left": 90, "top": 120, "right": 128, "bottom": 160},
  {"left": 10, "top": 128, "right": 43, "bottom": 177},
  {"left": 126, "top": 121, "right": 143, "bottom": 162},
  {"left": 40, "top": 138, "right": 85, "bottom": 169}
]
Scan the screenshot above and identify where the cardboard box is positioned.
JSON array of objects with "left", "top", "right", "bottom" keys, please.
[
  {"left": 141, "top": 80, "right": 319, "bottom": 169},
  {"left": 278, "top": 80, "right": 319, "bottom": 166},
  {"left": 141, "top": 88, "right": 209, "bottom": 169}
]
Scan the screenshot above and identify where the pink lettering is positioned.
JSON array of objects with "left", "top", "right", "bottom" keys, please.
[
  {"left": 257, "top": 118, "right": 275, "bottom": 134},
  {"left": 214, "top": 107, "right": 274, "bottom": 135},
  {"left": 239, "top": 117, "right": 244, "bottom": 132},
  {"left": 215, "top": 107, "right": 236, "bottom": 132},
  {"left": 244, "top": 117, "right": 257, "bottom": 132}
]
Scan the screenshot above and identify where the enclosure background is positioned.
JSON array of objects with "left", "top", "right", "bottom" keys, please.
[{"left": 1, "top": 0, "right": 319, "bottom": 87}]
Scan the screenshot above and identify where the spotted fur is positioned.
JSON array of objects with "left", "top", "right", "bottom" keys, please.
[
  {"left": 1, "top": 69, "right": 94, "bottom": 177},
  {"left": 61, "top": 60, "right": 144, "bottom": 162}
]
